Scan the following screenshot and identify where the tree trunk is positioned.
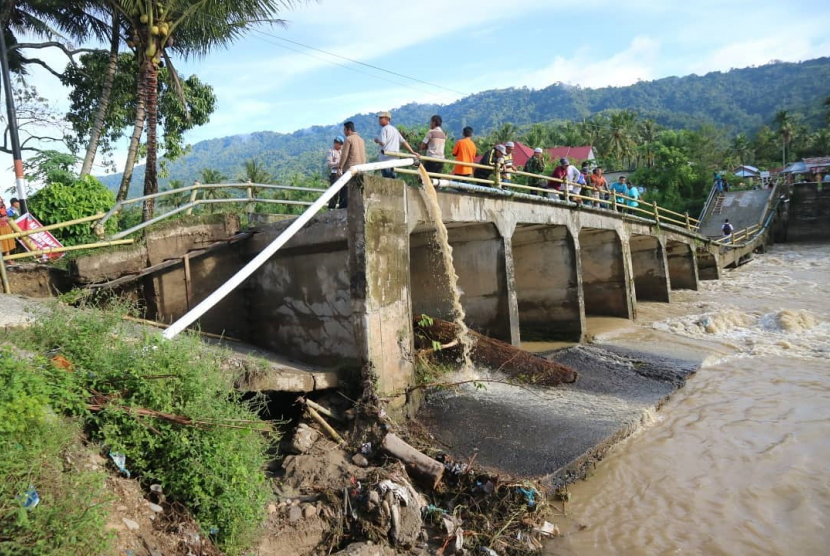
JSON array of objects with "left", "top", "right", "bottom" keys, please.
[
  {"left": 415, "top": 315, "right": 578, "bottom": 386},
  {"left": 116, "top": 61, "right": 147, "bottom": 202},
  {"left": 80, "top": 10, "right": 119, "bottom": 177},
  {"left": 142, "top": 58, "right": 159, "bottom": 222}
]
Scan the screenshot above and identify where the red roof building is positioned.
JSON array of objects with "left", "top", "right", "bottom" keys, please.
[
  {"left": 546, "top": 146, "right": 595, "bottom": 164},
  {"left": 475, "top": 142, "right": 596, "bottom": 168}
]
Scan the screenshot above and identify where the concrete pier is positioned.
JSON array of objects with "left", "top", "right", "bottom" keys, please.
[
  {"left": 512, "top": 225, "right": 584, "bottom": 341},
  {"left": 629, "top": 234, "right": 670, "bottom": 302},
  {"left": 667, "top": 240, "right": 699, "bottom": 290},
  {"left": 578, "top": 228, "right": 633, "bottom": 319}
]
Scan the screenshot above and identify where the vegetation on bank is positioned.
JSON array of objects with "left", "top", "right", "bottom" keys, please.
[{"left": 1, "top": 304, "right": 274, "bottom": 555}]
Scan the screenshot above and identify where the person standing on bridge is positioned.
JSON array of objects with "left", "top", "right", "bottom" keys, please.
[
  {"left": 420, "top": 115, "right": 447, "bottom": 177},
  {"left": 502, "top": 142, "right": 516, "bottom": 183},
  {"left": 610, "top": 175, "right": 629, "bottom": 210},
  {"left": 326, "top": 135, "right": 344, "bottom": 209},
  {"left": 523, "top": 148, "right": 547, "bottom": 194},
  {"left": 722, "top": 219, "right": 734, "bottom": 239},
  {"left": 474, "top": 143, "right": 502, "bottom": 183},
  {"left": 374, "top": 111, "right": 418, "bottom": 178},
  {"left": 589, "top": 167, "right": 608, "bottom": 207},
  {"left": 452, "top": 126, "right": 476, "bottom": 179},
  {"left": 336, "top": 121, "right": 367, "bottom": 209}
]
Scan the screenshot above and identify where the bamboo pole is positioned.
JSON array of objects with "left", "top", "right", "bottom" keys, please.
[
  {"left": 305, "top": 405, "right": 344, "bottom": 445},
  {"left": 0, "top": 254, "right": 11, "bottom": 294},
  {"left": 0, "top": 213, "right": 105, "bottom": 242},
  {"left": 3, "top": 239, "right": 134, "bottom": 261}
]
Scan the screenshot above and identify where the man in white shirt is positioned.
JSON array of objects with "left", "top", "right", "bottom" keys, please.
[
  {"left": 374, "top": 111, "right": 417, "bottom": 178},
  {"left": 563, "top": 159, "right": 583, "bottom": 196}
]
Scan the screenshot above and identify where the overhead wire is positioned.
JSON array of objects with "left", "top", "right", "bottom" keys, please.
[{"left": 198, "top": 11, "right": 465, "bottom": 105}]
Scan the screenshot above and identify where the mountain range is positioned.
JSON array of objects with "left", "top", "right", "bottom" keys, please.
[{"left": 98, "top": 56, "right": 830, "bottom": 195}]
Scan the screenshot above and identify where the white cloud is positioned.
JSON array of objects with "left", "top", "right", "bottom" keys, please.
[
  {"left": 689, "top": 35, "right": 830, "bottom": 75},
  {"left": 520, "top": 36, "right": 661, "bottom": 89}
]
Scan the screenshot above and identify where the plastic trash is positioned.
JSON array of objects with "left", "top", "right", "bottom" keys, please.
[
  {"left": 479, "top": 547, "right": 499, "bottom": 556},
  {"left": 20, "top": 485, "right": 40, "bottom": 509},
  {"left": 517, "top": 486, "right": 536, "bottom": 507},
  {"left": 109, "top": 451, "right": 131, "bottom": 478},
  {"left": 360, "top": 442, "right": 372, "bottom": 455}
]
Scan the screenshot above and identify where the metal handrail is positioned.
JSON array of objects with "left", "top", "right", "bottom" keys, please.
[
  {"left": 95, "top": 181, "right": 326, "bottom": 235},
  {"left": 386, "top": 152, "right": 701, "bottom": 232}
]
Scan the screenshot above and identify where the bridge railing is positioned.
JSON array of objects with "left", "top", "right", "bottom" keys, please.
[
  {"left": 95, "top": 181, "right": 326, "bottom": 239},
  {"left": 384, "top": 152, "right": 701, "bottom": 232}
]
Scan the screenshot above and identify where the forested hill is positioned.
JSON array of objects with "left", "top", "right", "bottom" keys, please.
[{"left": 99, "top": 57, "right": 830, "bottom": 193}]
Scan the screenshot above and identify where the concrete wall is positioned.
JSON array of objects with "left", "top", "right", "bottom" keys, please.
[
  {"left": 348, "top": 175, "right": 415, "bottom": 396},
  {"left": 666, "top": 240, "right": 699, "bottom": 290},
  {"left": 628, "top": 234, "right": 670, "bottom": 302},
  {"left": 578, "top": 228, "right": 633, "bottom": 318},
  {"left": 512, "top": 225, "right": 584, "bottom": 340},
  {"left": 788, "top": 183, "right": 830, "bottom": 242},
  {"left": 247, "top": 248, "right": 355, "bottom": 367}
]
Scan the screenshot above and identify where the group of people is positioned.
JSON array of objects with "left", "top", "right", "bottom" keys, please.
[{"left": 323, "top": 110, "right": 641, "bottom": 212}]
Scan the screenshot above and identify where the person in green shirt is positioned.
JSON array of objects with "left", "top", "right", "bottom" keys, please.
[{"left": 523, "top": 148, "right": 547, "bottom": 194}]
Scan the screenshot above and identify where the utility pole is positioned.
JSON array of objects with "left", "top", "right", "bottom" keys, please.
[{"left": 0, "top": 30, "right": 28, "bottom": 215}]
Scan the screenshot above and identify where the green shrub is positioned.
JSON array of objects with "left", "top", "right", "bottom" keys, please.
[
  {"left": 15, "top": 305, "right": 272, "bottom": 553},
  {"left": 0, "top": 352, "right": 111, "bottom": 556},
  {"left": 27, "top": 175, "right": 117, "bottom": 246}
]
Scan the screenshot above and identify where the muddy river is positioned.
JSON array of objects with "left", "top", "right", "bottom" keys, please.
[{"left": 546, "top": 243, "right": 830, "bottom": 556}]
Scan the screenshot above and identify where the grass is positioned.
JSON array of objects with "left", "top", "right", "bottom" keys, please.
[
  {"left": 3, "top": 302, "right": 275, "bottom": 555},
  {"left": 0, "top": 350, "right": 111, "bottom": 556}
]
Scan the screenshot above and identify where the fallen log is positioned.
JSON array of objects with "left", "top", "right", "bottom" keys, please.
[
  {"left": 414, "top": 314, "right": 578, "bottom": 386},
  {"left": 382, "top": 433, "right": 444, "bottom": 489}
]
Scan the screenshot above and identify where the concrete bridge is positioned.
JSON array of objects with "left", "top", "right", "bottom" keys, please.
[{"left": 73, "top": 174, "right": 784, "bottom": 402}]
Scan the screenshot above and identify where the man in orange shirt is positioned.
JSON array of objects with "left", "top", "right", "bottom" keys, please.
[{"left": 451, "top": 126, "right": 476, "bottom": 178}]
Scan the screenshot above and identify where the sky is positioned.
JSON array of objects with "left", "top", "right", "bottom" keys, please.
[{"left": 8, "top": 0, "right": 830, "bottom": 175}]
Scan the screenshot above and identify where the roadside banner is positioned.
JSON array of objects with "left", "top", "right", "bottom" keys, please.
[{"left": 14, "top": 213, "right": 65, "bottom": 260}]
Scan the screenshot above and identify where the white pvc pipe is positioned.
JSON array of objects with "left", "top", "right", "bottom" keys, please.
[{"left": 162, "top": 158, "right": 415, "bottom": 339}]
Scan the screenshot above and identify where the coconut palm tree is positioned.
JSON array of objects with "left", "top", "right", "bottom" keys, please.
[
  {"left": 105, "top": 0, "right": 300, "bottom": 221},
  {"left": 521, "top": 123, "right": 549, "bottom": 149},
  {"left": 606, "top": 111, "right": 636, "bottom": 168},
  {"left": 637, "top": 118, "right": 658, "bottom": 167},
  {"left": 773, "top": 110, "right": 795, "bottom": 165},
  {"left": 731, "top": 133, "right": 752, "bottom": 167}
]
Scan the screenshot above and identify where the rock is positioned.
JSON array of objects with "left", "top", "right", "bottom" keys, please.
[
  {"left": 367, "top": 490, "right": 380, "bottom": 512},
  {"left": 302, "top": 504, "right": 317, "bottom": 519},
  {"left": 267, "top": 503, "right": 278, "bottom": 514},
  {"left": 332, "top": 542, "right": 396, "bottom": 556},
  {"left": 390, "top": 500, "right": 422, "bottom": 547},
  {"left": 290, "top": 423, "right": 320, "bottom": 454},
  {"left": 289, "top": 505, "right": 303, "bottom": 523},
  {"left": 351, "top": 454, "right": 369, "bottom": 468},
  {"left": 121, "top": 518, "right": 140, "bottom": 531},
  {"left": 147, "top": 502, "right": 163, "bottom": 513}
]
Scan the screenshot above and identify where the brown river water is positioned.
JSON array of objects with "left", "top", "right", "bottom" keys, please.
[{"left": 545, "top": 243, "right": 830, "bottom": 556}]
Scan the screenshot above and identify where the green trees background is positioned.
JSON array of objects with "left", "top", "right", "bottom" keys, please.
[{"left": 97, "top": 57, "right": 830, "bottom": 217}]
